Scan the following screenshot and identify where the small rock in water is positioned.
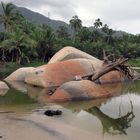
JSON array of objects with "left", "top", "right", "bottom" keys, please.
[
  {"left": 0, "top": 136, "right": 2, "bottom": 138},
  {"left": 44, "top": 110, "right": 62, "bottom": 117}
]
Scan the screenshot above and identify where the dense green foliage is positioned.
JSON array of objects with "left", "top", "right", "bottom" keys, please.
[
  {"left": 129, "top": 58, "right": 140, "bottom": 67},
  {"left": 0, "top": 2, "right": 140, "bottom": 65}
]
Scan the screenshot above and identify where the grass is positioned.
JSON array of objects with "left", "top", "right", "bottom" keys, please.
[
  {"left": 128, "top": 58, "right": 140, "bottom": 67},
  {"left": 0, "top": 61, "right": 46, "bottom": 70}
]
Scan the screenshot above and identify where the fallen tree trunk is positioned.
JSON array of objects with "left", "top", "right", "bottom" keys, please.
[
  {"left": 76, "top": 57, "right": 138, "bottom": 82},
  {"left": 91, "top": 58, "right": 129, "bottom": 81}
]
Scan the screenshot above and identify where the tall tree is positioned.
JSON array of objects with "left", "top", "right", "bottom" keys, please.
[
  {"left": 1, "top": 28, "right": 34, "bottom": 64},
  {"left": 102, "top": 24, "right": 109, "bottom": 33},
  {"left": 102, "top": 24, "right": 114, "bottom": 45},
  {"left": 33, "top": 24, "right": 55, "bottom": 62},
  {"left": 0, "top": 1, "right": 17, "bottom": 61},
  {"left": 69, "top": 15, "right": 82, "bottom": 37},
  {"left": 0, "top": 2, "right": 16, "bottom": 32},
  {"left": 94, "top": 18, "right": 102, "bottom": 29}
]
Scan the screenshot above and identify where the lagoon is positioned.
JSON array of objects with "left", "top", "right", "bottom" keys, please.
[{"left": 0, "top": 70, "right": 140, "bottom": 140}]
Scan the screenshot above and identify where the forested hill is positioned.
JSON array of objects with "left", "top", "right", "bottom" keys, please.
[
  {"left": 16, "top": 7, "right": 69, "bottom": 30},
  {"left": 0, "top": 4, "right": 69, "bottom": 30},
  {"left": 0, "top": 4, "right": 127, "bottom": 37}
]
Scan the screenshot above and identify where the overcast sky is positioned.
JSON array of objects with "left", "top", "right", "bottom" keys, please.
[{"left": 3, "top": 0, "right": 140, "bottom": 34}]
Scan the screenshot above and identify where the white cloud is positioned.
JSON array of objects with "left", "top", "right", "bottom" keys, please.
[{"left": 2, "top": 0, "right": 140, "bottom": 34}]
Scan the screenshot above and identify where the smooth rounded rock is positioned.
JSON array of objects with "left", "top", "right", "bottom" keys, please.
[
  {"left": 0, "top": 81, "right": 9, "bottom": 89},
  {"left": 4, "top": 67, "right": 35, "bottom": 81},
  {"left": 47, "top": 80, "right": 112, "bottom": 102},
  {"left": 25, "top": 59, "right": 102, "bottom": 88},
  {"left": 98, "top": 70, "right": 128, "bottom": 84},
  {"left": 49, "top": 46, "right": 103, "bottom": 65}
]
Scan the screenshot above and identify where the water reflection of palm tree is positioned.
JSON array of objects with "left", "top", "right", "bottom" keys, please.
[{"left": 86, "top": 103, "right": 135, "bottom": 135}]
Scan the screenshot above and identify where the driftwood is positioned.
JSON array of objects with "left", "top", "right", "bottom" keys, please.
[
  {"left": 91, "top": 58, "right": 130, "bottom": 81},
  {"left": 75, "top": 58, "right": 135, "bottom": 81}
]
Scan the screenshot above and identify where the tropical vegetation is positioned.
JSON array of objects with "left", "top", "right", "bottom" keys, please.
[{"left": 0, "top": 1, "right": 140, "bottom": 66}]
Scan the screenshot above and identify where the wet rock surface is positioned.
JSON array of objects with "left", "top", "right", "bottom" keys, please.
[{"left": 47, "top": 80, "right": 111, "bottom": 102}]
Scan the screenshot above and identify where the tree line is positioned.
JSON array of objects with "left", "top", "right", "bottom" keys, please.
[{"left": 0, "top": 2, "right": 140, "bottom": 64}]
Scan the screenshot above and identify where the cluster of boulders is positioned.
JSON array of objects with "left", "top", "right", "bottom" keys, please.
[{"left": 1, "top": 46, "right": 139, "bottom": 101}]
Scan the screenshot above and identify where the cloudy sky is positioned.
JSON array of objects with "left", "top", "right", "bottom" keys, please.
[{"left": 3, "top": 0, "right": 140, "bottom": 34}]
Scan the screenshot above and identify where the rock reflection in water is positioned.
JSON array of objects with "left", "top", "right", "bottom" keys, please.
[
  {"left": 26, "top": 84, "right": 50, "bottom": 103},
  {"left": 6, "top": 81, "right": 27, "bottom": 93},
  {"left": 59, "top": 82, "right": 137, "bottom": 136},
  {"left": 0, "top": 80, "right": 140, "bottom": 140},
  {"left": 60, "top": 95, "right": 135, "bottom": 136}
]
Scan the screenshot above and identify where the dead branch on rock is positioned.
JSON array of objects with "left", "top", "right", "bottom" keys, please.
[
  {"left": 91, "top": 58, "right": 134, "bottom": 81},
  {"left": 91, "top": 58, "right": 131, "bottom": 81},
  {"left": 79, "top": 57, "right": 135, "bottom": 81}
]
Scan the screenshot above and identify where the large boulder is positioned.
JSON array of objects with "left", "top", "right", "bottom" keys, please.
[
  {"left": 47, "top": 80, "right": 111, "bottom": 102},
  {"left": 49, "top": 46, "right": 103, "bottom": 65},
  {"left": 4, "top": 67, "right": 35, "bottom": 81},
  {"left": 0, "top": 81, "right": 9, "bottom": 89},
  {"left": 97, "top": 70, "right": 128, "bottom": 84},
  {"left": 0, "top": 81, "right": 9, "bottom": 96},
  {"left": 25, "top": 59, "right": 102, "bottom": 88}
]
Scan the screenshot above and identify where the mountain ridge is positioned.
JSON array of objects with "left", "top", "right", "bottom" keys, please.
[{"left": 0, "top": 4, "right": 128, "bottom": 37}]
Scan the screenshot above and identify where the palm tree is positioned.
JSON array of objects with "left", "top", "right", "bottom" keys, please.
[
  {"left": 0, "top": 1, "right": 16, "bottom": 61},
  {"left": 11, "top": 11, "right": 26, "bottom": 31},
  {"left": 1, "top": 28, "right": 34, "bottom": 64},
  {"left": 32, "top": 24, "right": 55, "bottom": 62},
  {"left": 69, "top": 15, "right": 82, "bottom": 37},
  {"left": 101, "top": 24, "right": 114, "bottom": 45},
  {"left": 102, "top": 24, "right": 109, "bottom": 33},
  {"left": 106, "top": 29, "right": 114, "bottom": 45},
  {"left": 94, "top": 18, "right": 102, "bottom": 29},
  {"left": 0, "top": 2, "right": 16, "bottom": 32}
]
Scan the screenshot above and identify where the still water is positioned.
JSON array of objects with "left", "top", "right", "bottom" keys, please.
[{"left": 0, "top": 70, "right": 140, "bottom": 140}]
